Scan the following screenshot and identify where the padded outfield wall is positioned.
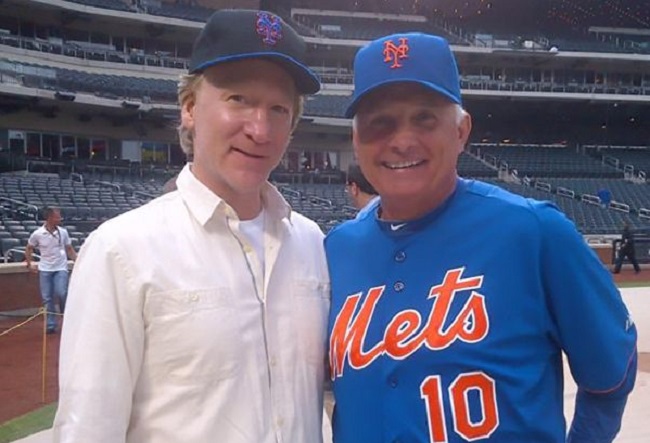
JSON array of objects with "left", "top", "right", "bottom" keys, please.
[{"left": 0, "top": 243, "right": 643, "bottom": 312}]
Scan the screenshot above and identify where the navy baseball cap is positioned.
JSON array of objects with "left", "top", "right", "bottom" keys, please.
[
  {"left": 345, "top": 33, "right": 461, "bottom": 118},
  {"left": 189, "top": 9, "right": 320, "bottom": 94}
]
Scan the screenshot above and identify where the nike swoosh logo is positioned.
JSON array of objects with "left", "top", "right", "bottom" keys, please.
[{"left": 390, "top": 223, "right": 407, "bottom": 231}]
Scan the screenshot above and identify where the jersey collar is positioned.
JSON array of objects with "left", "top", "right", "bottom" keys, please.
[{"left": 376, "top": 177, "right": 466, "bottom": 235}]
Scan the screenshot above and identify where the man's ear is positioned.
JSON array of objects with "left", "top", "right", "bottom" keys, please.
[
  {"left": 180, "top": 97, "right": 195, "bottom": 131},
  {"left": 352, "top": 117, "right": 361, "bottom": 158},
  {"left": 457, "top": 111, "right": 472, "bottom": 152}
]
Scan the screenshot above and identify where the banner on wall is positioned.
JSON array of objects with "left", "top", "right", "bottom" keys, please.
[{"left": 8, "top": 130, "right": 25, "bottom": 140}]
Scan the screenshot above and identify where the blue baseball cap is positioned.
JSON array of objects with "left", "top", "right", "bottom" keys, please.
[
  {"left": 189, "top": 10, "right": 320, "bottom": 95},
  {"left": 345, "top": 33, "right": 461, "bottom": 118}
]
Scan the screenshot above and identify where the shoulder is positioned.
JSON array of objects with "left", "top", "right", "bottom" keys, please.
[
  {"left": 355, "top": 196, "right": 380, "bottom": 220},
  {"left": 288, "top": 211, "right": 325, "bottom": 241},
  {"left": 325, "top": 214, "right": 370, "bottom": 248},
  {"left": 91, "top": 192, "right": 181, "bottom": 245},
  {"left": 30, "top": 226, "right": 46, "bottom": 235},
  {"left": 28, "top": 226, "right": 45, "bottom": 242},
  {"left": 462, "top": 181, "right": 584, "bottom": 254},
  {"left": 462, "top": 179, "right": 541, "bottom": 210},
  {"left": 462, "top": 179, "right": 572, "bottom": 230}
]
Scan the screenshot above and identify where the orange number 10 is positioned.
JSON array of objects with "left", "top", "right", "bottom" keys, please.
[{"left": 420, "top": 372, "right": 499, "bottom": 442}]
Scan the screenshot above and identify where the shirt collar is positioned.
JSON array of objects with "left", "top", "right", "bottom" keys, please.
[
  {"left": 176, "top": 163, "right": 292, "bottom": 226},
  {"left": 376, "top": 177, "right": 467, "bottom": 235}
]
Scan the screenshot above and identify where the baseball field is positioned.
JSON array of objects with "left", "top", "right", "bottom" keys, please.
[{"left": 1, "top": 271, "right": 648, "bottom": 443}]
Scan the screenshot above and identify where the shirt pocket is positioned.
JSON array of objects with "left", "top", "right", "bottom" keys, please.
[
  {"left": 144, "top": 288, "right": 241, "bottom": 382},
  {"left": 292, "top": 279, "right": 331, "bottom": 366}
]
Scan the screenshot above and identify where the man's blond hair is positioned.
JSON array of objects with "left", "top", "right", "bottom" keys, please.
[{"left": 176, "top": 72, "right": 304, "bottom": 155}]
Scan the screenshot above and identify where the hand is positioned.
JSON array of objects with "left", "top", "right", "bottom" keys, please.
[{"left": 25, "top": 262, "right": 37, "bottom": 274}]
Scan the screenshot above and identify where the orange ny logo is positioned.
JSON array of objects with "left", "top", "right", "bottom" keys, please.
[{"left": 383, "top": 38, "right": 409, "bottom": 68}]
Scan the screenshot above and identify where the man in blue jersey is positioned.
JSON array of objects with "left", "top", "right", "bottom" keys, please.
[{"left": 326, "top": 32, "right": 637, "bottom": 442}]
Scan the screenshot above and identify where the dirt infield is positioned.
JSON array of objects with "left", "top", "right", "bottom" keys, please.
[
  {"left": 612, "top": 267, "right": 650, "bottom": 286},
  {"left": 0, "top": 268, "right": 648, "bottom": 425},
  {"left": 0, "top": 315, "right": 59, "bottom": 424}
]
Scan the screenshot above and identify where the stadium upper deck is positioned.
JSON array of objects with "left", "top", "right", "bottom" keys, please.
[
  {"left": 0, "top": 0, "right": 649, "bottom": 237},
  {"left": 1, "top": 0, "right": 649, "bottom": 135}
]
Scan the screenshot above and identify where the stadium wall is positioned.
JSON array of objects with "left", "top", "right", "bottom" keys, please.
[
  {"left": 0, "top": 243, "right": 617, "bottom": 312},
  {"left": 0, "top": 264, "right": 41, "bottom": 312},
  {"left": 1, "top": 110, "right": 177, "bottom": 143}
]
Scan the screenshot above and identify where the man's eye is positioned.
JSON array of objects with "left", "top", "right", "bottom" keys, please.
[
  {"left": 357, "top": 116, "right": 396, "bottom": 142},
  {"left": 369, "top": 117, "right": 393, "bottom": 129},
  {"left": 228, "top": 95, "right": 245, "bottom": 103},
  {"left": 272, "top": 105, "right": 290, "bottom": 115},
  {"left": 414, "top": 112, "right": 436, "bottom": 124}
]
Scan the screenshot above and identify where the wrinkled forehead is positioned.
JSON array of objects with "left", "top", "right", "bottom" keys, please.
[
  {"left": 354, "top": 83, "right": 454, "bottom": 117},
  {"left": 202, "top": 58, "right": 298, "bottom": 95}
]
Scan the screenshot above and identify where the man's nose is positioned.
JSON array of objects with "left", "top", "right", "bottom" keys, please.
[
  {"left": 244, "top": 109, "right": 272, "bottom": 144},
  {"left": 388, "top": 124, "right": 418, "bottom": 153}
]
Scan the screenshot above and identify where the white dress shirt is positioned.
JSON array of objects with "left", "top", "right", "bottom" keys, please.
[{"left": 53, "top": 164, "right": 330, "bottom": 443}]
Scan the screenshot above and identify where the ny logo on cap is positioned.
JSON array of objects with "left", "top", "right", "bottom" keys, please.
[
  {"left": 256, "top": 12, "right": 283, "bottom": 45},
  {"left": 383, "top": 38, "right": 409, "bottom": 68}
]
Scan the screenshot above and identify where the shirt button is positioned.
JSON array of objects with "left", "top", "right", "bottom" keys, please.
[
  {"left": 394, "top": 281, "right": 405, "bottom": 292},
  {"left": 395, "top": 251, "right": 406, "bottom": 262},
  {"left": 277, "top": 417, "right": 284, "bottom": 426},
  {"left": 269, "top": 357, "right": 277, "bottom": 367},
  {"left": 243, "top": 245, "right": 252, "bottom": 253},
  {"left": 190, "top": 294, "right": 199, "bottom": 302},
  {"left": 389, "top": 377, "right": 398, "bottom": 388}
]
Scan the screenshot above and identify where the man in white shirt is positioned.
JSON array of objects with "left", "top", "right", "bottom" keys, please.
[
  {"left": 54, "top": 10, "right": 330, "bottom": 443},
  {"left": 25, "top": 206, "right": 77, "bottom": 334}
]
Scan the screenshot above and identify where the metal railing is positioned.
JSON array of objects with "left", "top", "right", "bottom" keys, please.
[{"left": 0, "top": 196, "right": 39, "bottom": 221}]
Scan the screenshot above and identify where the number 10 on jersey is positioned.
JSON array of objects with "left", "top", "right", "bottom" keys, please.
[{"left": 420, "top": 371, "right": 499, "bottom": 442}]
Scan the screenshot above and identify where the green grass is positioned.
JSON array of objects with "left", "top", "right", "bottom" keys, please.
[
  {"left": 0, "top": 404, "right": 56, "bottom": 443},
  {"left": 619, "top": 281, "right": 650, "bottom": 288}
]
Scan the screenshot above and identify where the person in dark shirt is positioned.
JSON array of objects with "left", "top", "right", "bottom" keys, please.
[{"left": 614, "top": 222, "right": 641, "bottom": 274}]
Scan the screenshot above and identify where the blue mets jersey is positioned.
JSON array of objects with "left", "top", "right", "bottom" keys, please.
[{"left": 325, "top": 178, "right": 637, "bottom": 443}]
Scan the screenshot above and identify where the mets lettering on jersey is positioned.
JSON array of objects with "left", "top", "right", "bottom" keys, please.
[
  {"left": 330, "top": 268, "right": 497, "bottom": 442},
  {"left": 330, "top": 268, "right": 488, "bottom": 376}
]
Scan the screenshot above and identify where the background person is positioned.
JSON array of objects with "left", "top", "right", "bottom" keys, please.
[
  {"left": 53, "top": 10, "right": 330, "bottom": 443},
  {"left": 326, "top": 32, "right": 637, "bottom": 443},
  {"left": 614, "top": 222, "right": 641, "bottom": 274},
  {"left": 345, "top": 162, "right": 378, "bottom": 215},
  {"left": 25, "top": 206, "right": 77, "bottom": 334}
]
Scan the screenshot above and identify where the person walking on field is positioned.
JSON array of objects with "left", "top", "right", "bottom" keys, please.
[
  {"left": 614, "top": 222, "right": 641, "bottom": 274},
  {"left": 25, "top": 206, "right": 77, "bottom": 334}
]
